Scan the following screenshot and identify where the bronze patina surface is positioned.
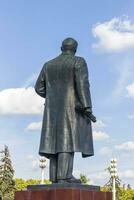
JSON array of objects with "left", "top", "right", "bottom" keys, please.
[{"left": 35, "top": 38, "right": 96, "bottom": 183}]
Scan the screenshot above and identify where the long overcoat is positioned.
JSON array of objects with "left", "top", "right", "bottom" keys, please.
[{"left": 35, "top": 52, "right": 94, "bottom": 158}]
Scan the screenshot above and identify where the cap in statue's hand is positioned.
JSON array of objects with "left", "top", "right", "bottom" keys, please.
[
  {"left": 85, "top": 111, "right": 97, "bottom": 123},
  {"left": 89, "top": 114, "right": 97, "bottom": 123}
]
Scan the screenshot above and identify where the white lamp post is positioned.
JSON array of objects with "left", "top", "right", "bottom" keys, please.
[
  {"left": 39, "top": 156, "right": 47, "bottom": 184},
  {"left": 110, "top": 158, "right": 117, "bottom": 200}
]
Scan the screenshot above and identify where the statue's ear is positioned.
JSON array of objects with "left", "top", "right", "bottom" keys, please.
[{"left": 61, "top": 46, "right": 63, "bottom": 51}]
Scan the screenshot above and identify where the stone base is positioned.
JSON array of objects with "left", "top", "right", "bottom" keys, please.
[
  {"left": 14, "top": 184, "right": 112, "bottom": 200},
  {"left": 27, "top": 183, "right": 100, "bottom": 191}
]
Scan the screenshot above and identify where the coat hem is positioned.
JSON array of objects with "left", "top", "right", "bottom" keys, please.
[{"left": 39, "top": 150, "right": 94, "bottom": 159}]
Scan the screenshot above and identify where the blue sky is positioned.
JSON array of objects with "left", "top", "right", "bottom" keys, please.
[{"left": 0, "top": 0, "right": 134, "bottom": 187}]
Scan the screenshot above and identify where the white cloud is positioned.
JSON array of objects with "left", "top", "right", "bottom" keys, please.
[
  {"left": 26, "top": 155, "right": 35, "bottom": 160},
  {"left": 113, "top": 62, "right": 131, "bottom": 99},
  {"left": 126, "top": 82, "right": 134, "bottom": 98},
  {"left": 115, "top": 141, "right": 134, "bottom": 151},
  {"left": 92, "top": 17, "right": 134, "bottom": 52},
  {"left": 99, "top": 147, "right": 112, "bottom": 156},
  {"left": 89, "top": 171, "right": 109, "bottom": 185},
  {"left": 120, "top": 170, "right": 134, "bottom": 179},
  {"left": 128, "top": 113, "right": 134, "bottom": 119},
  {"left": 92, "top": 120, "right": 106, "bottom": 129},
  {"left": 93, "top": 131, "right": 109, "bottom": 141},
  {"left": 91, "top": 171, "right": 108, "bottom": 181},
  {"left": 26, "top": 121, "right": 42, "bottom": 131},
  {"left": 0, "top": 87, "right": 44, "bottom": 115},
  {"left": 73, "top": 169, "right": 108, "bottom": 185}
]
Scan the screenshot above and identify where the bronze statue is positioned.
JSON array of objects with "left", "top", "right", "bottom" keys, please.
[{"left": 35, "top": 38, "right": 96, "bottom": 183}]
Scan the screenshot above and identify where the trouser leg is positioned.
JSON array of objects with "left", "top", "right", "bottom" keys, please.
[
  {"left": 49, "top": 154, "right": 58, "bottom": 182},
  {"left": 57, "top": 152, "right": 74, "bottom": 180}
]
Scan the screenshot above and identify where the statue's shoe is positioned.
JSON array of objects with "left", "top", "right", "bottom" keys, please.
[
  {"left": 52, "top": 181, "right": 57, "bottom": 183},
  {"left": 58, "top": 176, "right": 81, "bottom": 184},
  {"left": 67, "top": 176, "right": 81, "bottom": 183}
]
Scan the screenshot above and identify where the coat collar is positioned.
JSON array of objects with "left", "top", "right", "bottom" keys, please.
[{"left": 61, "top": 51, "right": 75, "bottom": 56}]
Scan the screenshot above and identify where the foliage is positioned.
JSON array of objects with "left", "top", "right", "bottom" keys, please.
[
  {"left": 80, "top": 174, "right": 89, "bottom": 184},
  {"left": 101, "top": 187, "right": 134, "bottom": 200},
  {"left": 15, "top": 178, "right": 28, "bottom": 191},
  {"left": 102, "top": 167, "right": 134, "bottom": 200},
  {"left": 0, "top": 145, "right": 15, "bottom": 200},
  {"left": 43, "top": 179, "right": 51, "bottom": 185},
  {"left": 118, "top": 188, "right": 134, "bottom": 200},
  {"left": 15, "top": 178, "right": 51, "bottom": 191}
]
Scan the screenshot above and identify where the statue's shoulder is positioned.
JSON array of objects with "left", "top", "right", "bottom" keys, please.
[
  {"left": 42, "top": 56, "right": 60, "bottom": 71},
  {"left": 44, "top": 55, "right": 61, "bottom": 66},
  {"left": 74, "top": 56, "right": 86, "bottom": 65}
]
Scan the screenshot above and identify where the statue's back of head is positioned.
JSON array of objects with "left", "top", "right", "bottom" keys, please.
[{"left": 61, "top": 38, "right": 78, "bottom": 53}]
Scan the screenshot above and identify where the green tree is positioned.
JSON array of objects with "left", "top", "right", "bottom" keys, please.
[
  {"left": 0, "top": 145, "right": 15, "bottom": 200},
  {"left": 80, "top": 174, "right": 89, "bottom": 184},
  {"left": 25, "top": 179, "right": 40, "bottom": 187},
  {"left": 101, "top": 187, "right": 134, "bottom": 200},
  {"left": 15, "top": 178, "right": 26, "bottom": 191},
  {"left": 15, "top": 178, "right": 51, "bottom": 191}
]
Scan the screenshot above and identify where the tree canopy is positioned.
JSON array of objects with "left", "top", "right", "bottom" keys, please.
[{"left": 0, "top": 145, "right": 15, "bottom": 200}]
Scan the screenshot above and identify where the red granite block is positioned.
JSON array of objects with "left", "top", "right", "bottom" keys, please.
[
  {"left": 106, "top": 192, "right": 112, "bottom": 200},
  {"left": 80, "top": 190, "right": 93, "bottom": 200},
  {"left": 72, "top": 189, "right": 80, "bottom": 200},
  {"left": 56, "top": 189, "right": 73, "bottom": 200},
  {"left": 14, "top": 189, "right": 112, "bottom": 200},
  {"left": 94, "top": 191, "right": 107, "bottom": 200},
  {"left": 15, "top": 191, "right": 31, "bottom": 200},
  {"left": 31, "top": 189, "right": 56, "bottom": 200}
]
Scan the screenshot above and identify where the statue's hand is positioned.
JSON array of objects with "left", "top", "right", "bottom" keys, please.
[
  {"left": 84, "top": 109, "right": 97, "bottom": 123},
  {"left": 88, "top": 113, "right": 97, "bottom": 123},
  {"left": 75, "top": 106, "right": 97, "bottom": 123}
]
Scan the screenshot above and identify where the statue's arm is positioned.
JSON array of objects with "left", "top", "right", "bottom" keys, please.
[
  {"left": 74, "top": 57, "right": 92, "bottom": 110},
  {"left": 74, "top": 57, "right": 96, "bottom": 123},
  {"left": 35, "top": 65, "right": 46, "bottom": 98}
]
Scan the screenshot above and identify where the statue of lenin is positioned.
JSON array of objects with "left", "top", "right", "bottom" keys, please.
[{"left": 35, "top": 38, "right": 96, "bottom": 184}]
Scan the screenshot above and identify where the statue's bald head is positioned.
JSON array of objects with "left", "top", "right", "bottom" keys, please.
[{"left": 61, "top": 38, "right": 78, "bottom": 53}]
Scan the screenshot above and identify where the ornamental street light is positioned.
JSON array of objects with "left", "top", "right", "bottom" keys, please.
[
  {"left": 110, "top": 158, "right": 118, "bottom": 200},
  {"left": 39, "top": 156, "right": 47, "bottom": 184}
]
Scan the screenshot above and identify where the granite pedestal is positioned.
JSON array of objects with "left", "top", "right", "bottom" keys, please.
[{"left": 14, "top": 184, "right": 112, "bottom": 200}]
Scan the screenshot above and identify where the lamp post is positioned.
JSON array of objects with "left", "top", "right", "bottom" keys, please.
[
  {"left": 39, "top": 156, "right": 47, "bottom": 184},
  {"left": 110, "top": 158, "right": 117, "bottom": 200}
]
